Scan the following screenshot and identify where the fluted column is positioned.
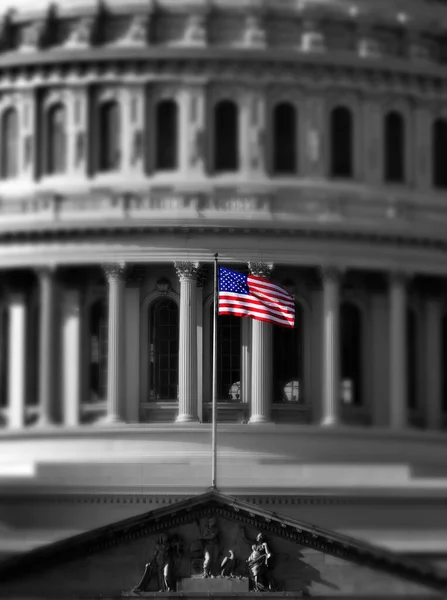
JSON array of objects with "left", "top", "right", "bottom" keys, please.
[
  {"left": 175, "top": 262, "right": 200, "bottom": 423},
  {"left": 37, "top": 267, "right": 57, "bottom": 426},
  {"left": 424, "top": 296, "right": 442, "bottom": 430},
  {"left": 249, "top": 262, "right": 273, "bottom": 424},
  {"left": 7, "top": 292, "right": 27, "bottom": 429},
  {"left": 104, "top": 263, "right": 126, "bottom": 424},
  {"left": 321, "top": 267, "right": 342, "bottom": 426},
  {"left": 61, "top": 289, "right": 81, "bottom": 427},
  {"left": 389, "top": 272, "right": 408, "bottom": 429}
]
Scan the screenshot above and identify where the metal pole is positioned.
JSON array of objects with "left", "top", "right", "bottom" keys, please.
[{"left": 211, "top": 253, "right": 218, "bottom": 489}]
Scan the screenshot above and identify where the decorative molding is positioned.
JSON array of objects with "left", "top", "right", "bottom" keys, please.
[
  {"left": 63, "top": 17, "right": 95, "bottom": 49},
  {"left": 248, "top": 262, "right": 274, "bottom": 279},
  {"left": 174, "top": 261, "right": 201, "bottom": 282},
  {"left": 126, "top": 265, "right": 146, "bottom": 287},
  {"left": 117, "top": 14, "right": 151, "bottom": 48}
]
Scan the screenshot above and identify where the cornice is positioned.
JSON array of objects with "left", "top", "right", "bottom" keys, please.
[
  {"left": 0, "top": 50, "right": 444, "bottom": 100},
  {"left": 0, "top": 492, "right": 446, "bottom": 508}
]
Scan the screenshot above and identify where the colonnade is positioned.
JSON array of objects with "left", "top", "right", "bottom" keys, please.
[{"left": 0, "top": 261, "right": 444, "bottom": 430}]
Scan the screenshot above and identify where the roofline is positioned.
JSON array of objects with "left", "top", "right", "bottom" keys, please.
[{"left": 0, "top": 489, "right": 446, "bottom": 592}]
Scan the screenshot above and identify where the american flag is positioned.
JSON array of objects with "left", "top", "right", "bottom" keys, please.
[{"left": 218, "top": 267, "right": 295, "bottom": 328}]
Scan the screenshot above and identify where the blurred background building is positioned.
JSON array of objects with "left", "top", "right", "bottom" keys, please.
[{"left": 0, "top": 0, "right": 447, "bottom": 595}]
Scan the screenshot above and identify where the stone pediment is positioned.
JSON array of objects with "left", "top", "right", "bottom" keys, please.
[{"left": 0, "top": 490, "right": 445, "bottom": 597}]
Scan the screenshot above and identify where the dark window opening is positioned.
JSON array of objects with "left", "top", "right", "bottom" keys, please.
[
  {"left": 330, "top": 106, "right": 353, "bottom": 178},
  {"left": 210, "top": 308, "right": 241, "bottom": 401},
  {"left": 341, "top": 302, "right": 362, "bottom": 405},
  {"left": 214, "top": 100, "right": 238, "bottom": 172},
  {"left": 89, "top": 299, "right": 108, "bottom": 402},
  {"left": 156, "top": 100, "right": 178, "bottom": 170},
  {"left": 0, "top": 307, "right": 8, "bottom": 408},
  {"left": 99, "top": 100, "right": 120, "bottom": 172},
  {"left": 384, "top": 111, "right": 405, "bottom": 183},
  {"left": 433, "top": 118, "right": 447, "bottom": 188},
  {"left": 273, "top": 303, "right": 303, "bottom": 403},
  {"left": 407, "top": 308, "right": 418, "bottom": 411},
  {"left": 149, "top": 298, "right": 179, "bottom": 401},
  {"left": 273, "top": 103, "right": 297, "bottom": 174},
  {"left": 47, "top": 103, "right": 66, "bottom": 175},
  {"left": 1, "top": 108, "right": 18, "bottom": 179}
]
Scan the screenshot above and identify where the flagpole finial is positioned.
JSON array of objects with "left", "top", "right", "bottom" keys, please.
[{"left": 214, "top": 252, "right": 218, "bottom": 259}]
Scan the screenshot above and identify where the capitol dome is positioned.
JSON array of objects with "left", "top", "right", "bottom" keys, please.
[{"left": 0, "top": 0, "right": 446, "bottom": 596}]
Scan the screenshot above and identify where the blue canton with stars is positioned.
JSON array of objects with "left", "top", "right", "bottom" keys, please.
[{"left": 219, "top": 267, "right": 250, "bottom": 294}]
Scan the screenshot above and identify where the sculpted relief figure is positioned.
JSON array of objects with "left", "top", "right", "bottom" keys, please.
[
  {"left": 132, "top": 532, "right": 182, "bottom": 593},
  {"left": 245, "top": 532, "right": 275, "bottom": 592},
  {"left": 197, "top": 517, "right": 220, "bottom": 578}
]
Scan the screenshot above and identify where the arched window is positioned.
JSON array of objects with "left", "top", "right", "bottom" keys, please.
[
  {"left": 149, "top": 298, "right": 179, "bottom": 401},
  {"left": 99, "top": 100, "right": 121, "bottom": 172},
  {"left": 273, "top": 103, "right": 297, "bottom": 174},
  {"left": 407, "top": 308, "right": 418, "bottom": 411},
  {"left": 210, "top": 307, "right": 241, "bottom": 401},
  {"left": 156, "top": 100, "right": 178, "bottom": 170},
  {"left": 214, "top": 100, "right": 238, "bottom": 172},
  {"left": 384, "top": 111, "right": 405, "bottom": 183},
  {"left": 0, "top": 306, "right": 8, "bottom": 410},
  {"left": 433, "top": 118, "right": 447, "bottom": 188},
  {"left": 330, "top": 106, "right": 353, "bottom": 178},
  {"left": 46, "top": 103, "right": 66, "bottom": 175},
  {"left": 273, "top": 303, "right": 304, "bottom": 403},
  {"left": 1, "top": 108, "right": 18, "bottom": 179},
  {"left": 340, "top": 302, "right": 362, "bottom": 405},
  {"left": 89, "top": 299, "right": 108, "bottom": 403}
]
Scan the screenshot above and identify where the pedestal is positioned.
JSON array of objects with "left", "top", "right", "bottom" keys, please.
[{"left": 177, "top": 578, "right": 250, "bottom": 593}]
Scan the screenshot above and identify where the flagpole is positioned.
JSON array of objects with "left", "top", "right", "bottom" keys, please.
[{"left": 211, "top": 253, "right": 218, "bottom": 490}]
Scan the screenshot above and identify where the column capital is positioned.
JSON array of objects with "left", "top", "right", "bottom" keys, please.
[
  {"left": 103, "top": 263, "right": 127, "bottom": 282},
  {"left": 174, "top": 261, "right": 201, "bottom": 283},
  {"left": 388, "top": 270, "right": 412, "bottom": 287},
  {"left": 319, "top": 265, "right": 344, "bottom": 285},
  {"left": 36, "top": 265, "right": 58, "bottom": 280},
  {"left": 248, "top": 261, "right": 274, "bottom": 279}
]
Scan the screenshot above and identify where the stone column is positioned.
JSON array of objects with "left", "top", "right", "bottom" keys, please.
[
  {"left": 125, "top": 267, "right": 144, "bottom": 423},
  {"left": 104, "top": 263, "right": 126, "bottom": 424},
  {"left": 249, "top": 262, "right": 273, "bottom": 424},
  {"left": 389, "top": 272, "right": 408, "bottom": 429},
  {"left": 175, "top": 262, "right": 200, "bottom": 423},
  {"left": 61, "top": 289, "right": 81, "bottom": 427},
  {"left": 37, "top": 267, "right": 57, "bottom": 426},
  {"left": 321, "top": 267, "right": 342, "bottom": 426},
  {"left": 7, "top": 292, "right": 27, "bottom": 429},
  {"left": 424, "top": 296, "right": 442, "bottom": 430}
]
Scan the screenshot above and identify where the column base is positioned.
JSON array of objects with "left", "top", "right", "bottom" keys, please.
[
  {"left": 176, "top": 414, "right": 200, "bottom": 423},
  {"left": 248, "top": 415, "right": 272, "bottom": 424},
  {"left": 96, "top": 415, "right": 125, "bottom": 426},
  {"left": 34, "top": 416, "right": 56, "bottom": 428},
  {"left": 321, "top": 416, "right": 339, "bottom": 426}
]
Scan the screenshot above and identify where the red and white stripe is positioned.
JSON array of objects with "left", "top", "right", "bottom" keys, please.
[{"left": 219, "top": 275, "right": 295, "bottom": 328}]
